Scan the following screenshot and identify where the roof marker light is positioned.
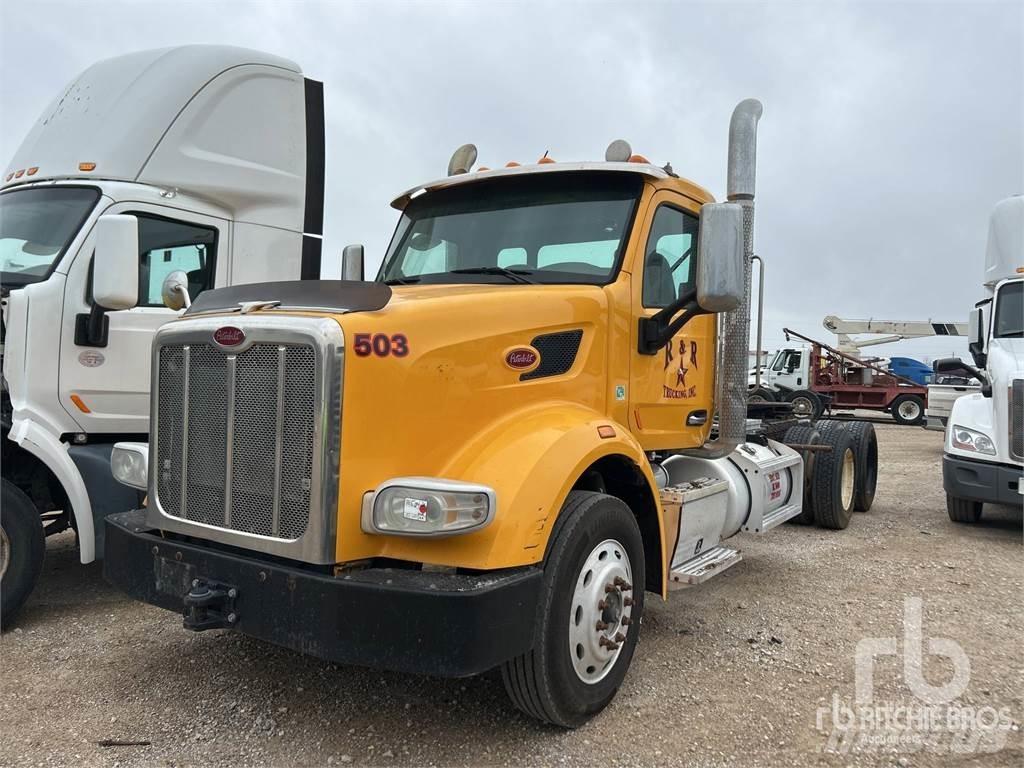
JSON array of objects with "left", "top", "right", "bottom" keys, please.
[
  {"left": 4, "top": 173, "right": 12, "bottom": 182},
  {"left": 78, "top": 162, "right": 96, "bottom": 172},
  {"left": 14, "top": 169, "right": 24, "bottom": 178},
  {"left": 477, "top": 166, "right": 491, "bottom": 172},
  {"left": 537, "top": 155, "right": 556, "bottom": 164},
  {"left": 27, "top": 167, "right": 38, "bottom": 175},
  {"left": 628, "top": 154, "right": 650, "bottom": 164},
  {"left": 505, "top": 161, "right": 520, "bottom": 167}
]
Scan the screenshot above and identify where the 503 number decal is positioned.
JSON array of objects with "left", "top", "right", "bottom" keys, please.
[{"left": 353, "top": 333, "right": 409, "bottom": 358}]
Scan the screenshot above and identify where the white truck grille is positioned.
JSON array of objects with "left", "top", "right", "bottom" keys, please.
[{"left": 1011, "top": 379, "right": 1023, "bottom": 461}]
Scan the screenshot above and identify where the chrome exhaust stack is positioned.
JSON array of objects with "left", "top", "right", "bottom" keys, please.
[{"left": 684, "top": 99, "right": 762, "bottom": 459}]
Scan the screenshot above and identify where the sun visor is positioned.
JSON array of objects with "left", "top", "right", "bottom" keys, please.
[{"left": 184, "top": 280, "right": 392, "bottom": 316}]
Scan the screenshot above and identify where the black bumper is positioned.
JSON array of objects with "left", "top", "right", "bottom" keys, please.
[
  {"left": 103, "top": 510, "right": 542, "bottom": 677},
  {"left": 943, "top": 455, "right": 1023, "bottom": 507}
]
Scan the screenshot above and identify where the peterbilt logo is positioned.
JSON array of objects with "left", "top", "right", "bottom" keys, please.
[
  {"left": 213, "top": 326, "right": 245, "bottom": 347},
  {"left": 505, "top": 347, "right": 539, "bottom": 370}
]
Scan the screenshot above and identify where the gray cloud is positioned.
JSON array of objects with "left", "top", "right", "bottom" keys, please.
[{"left": 2, "top": 0, "right": 1020, "bottom": 361}]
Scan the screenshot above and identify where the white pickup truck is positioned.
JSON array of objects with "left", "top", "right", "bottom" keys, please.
[{"left": 924, "top": 378, "right": 981, "bottom": 431}]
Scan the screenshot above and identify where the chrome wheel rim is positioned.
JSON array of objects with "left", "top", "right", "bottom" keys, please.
[
  {"left": 841, "top": 448, "right": 856, "bottom": 510},
  {"left": 569, "top": 538, "right": 633, "bottom": 684},
  {"left": 0, "top": 526, "right": 9, "bottom": 581},
  {"left": 791, "top": 396, "right": 813, "bottom": 417},
  {"left": 898, "top": 400, "right": 920, "bottom": 421}
]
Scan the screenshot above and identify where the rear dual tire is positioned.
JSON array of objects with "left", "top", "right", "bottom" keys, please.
[
  {"left": 501, "top": 491, "right": 645, "bottom": 728},
  {"left": 784, "top": 421, "right": 861, "bottom": 529}
]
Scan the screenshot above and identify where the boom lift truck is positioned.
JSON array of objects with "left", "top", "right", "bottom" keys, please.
[
  {"left": 934, "top": 195, "right": 1023, "bottom": 522},
  {"left": 1, "top": 46, "right": 328, "bottom": 622},
  {"left": 822, "top": 315, "right": 967, "bottom": 357},
  {"left": 102, "top": 100, "right": 876, "bottom": 727}
]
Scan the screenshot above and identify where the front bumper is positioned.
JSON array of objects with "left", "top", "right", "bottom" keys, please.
[
  {"left": 942, "top": 454, "right": 1023, "bottom": 507},
  {"left": 104, "top": 510, "right": 542, "bottom": 677}
]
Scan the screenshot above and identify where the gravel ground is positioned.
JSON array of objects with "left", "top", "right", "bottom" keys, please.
[{"left": 1, "top": 424, "right": 1021, "bottom": 767}]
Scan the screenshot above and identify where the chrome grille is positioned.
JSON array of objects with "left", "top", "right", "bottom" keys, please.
[
  {"left": 1011, "top": 379, "right": 1023, "bottom": 461},
  {"left": 155, "top": 341, "right": 317, "bottom": 540}
]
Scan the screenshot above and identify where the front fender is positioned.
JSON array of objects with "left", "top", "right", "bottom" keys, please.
[
  {"left": 362, "top": 402, "right": 663, "bottom": 576},
  {"left": 8, "top": 418, "right": 95, "bottom": 563}
]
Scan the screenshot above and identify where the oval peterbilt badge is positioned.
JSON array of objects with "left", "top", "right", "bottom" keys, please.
[
  {"left": 213, "top": 326, "right": 245, "bottom": 347},
  {"left": 505, "top": 347, "right": 539, "bottom": 370}
]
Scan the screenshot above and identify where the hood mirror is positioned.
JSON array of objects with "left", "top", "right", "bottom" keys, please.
[
  {"left": 342, "top": 244, "right": 365, "bottom": 281},
  {"left": 161, "top": 270, "right": 191, "bottom": 310}
]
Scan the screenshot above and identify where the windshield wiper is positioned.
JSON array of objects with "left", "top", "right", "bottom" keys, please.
[
  {"left": 448, "top": 266, "right": 536, "bottom": 284},
  {"left": 383, "top": 276, "right": 422, "bottom": 285}
]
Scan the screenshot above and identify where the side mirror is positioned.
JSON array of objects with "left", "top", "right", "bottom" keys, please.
[
  {"left": 696, "top": 202, "right": 744, "bottom": 312},
  {"left": 161, "top": 270, "right": 191, "bottom": 311},
  {"left": 342, "top": 244, "right": 365, "bottom": 281},
  {"left": 967, "top": 307, "right": 987, "bottom": 367},
  {"left": 934, "top": 357, "right": 970, "bottom": 377},
  {"left": 92, "top": 215, "right": 139, "bottom": 310}
]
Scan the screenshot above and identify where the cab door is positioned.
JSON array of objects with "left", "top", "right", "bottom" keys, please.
[
  {"left": 628, "top": 193, "right": 716, "bottom": 451},
  {"left": 58, "top": 204, "right": 229, "bottom": 434}
]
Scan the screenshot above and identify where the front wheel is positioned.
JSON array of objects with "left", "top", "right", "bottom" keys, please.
[
  {"left": 501, "top": 491, "right": 645, "bottom": 728},
  {"left": 1, "top": 478, "right": 46, "bottom": 626},
  {"left": 946, "top": 494, "right": 982, "bottom": 523}
]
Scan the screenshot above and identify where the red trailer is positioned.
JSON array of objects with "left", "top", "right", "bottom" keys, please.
[{"left": 781, "top": 328, "right": 928, "bottom": 425}]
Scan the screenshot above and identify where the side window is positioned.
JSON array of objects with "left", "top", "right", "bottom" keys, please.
[
  {"left": 642, "top": 205, "right": 698, "bottom": 308},
  {"left": 136, "top": 215, "right": 217, "bottom": 307}
]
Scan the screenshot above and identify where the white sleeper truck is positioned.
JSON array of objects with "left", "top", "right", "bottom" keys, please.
[
  {"left": 936, "top": 195, "right": 1024, "bottom": 522},
  {"left": 1, "top": 45, "right": 327, "bottom": 622}
]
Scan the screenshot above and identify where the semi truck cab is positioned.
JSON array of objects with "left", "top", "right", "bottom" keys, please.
[
  {"left": 102, "top": 101, "right": 871, "bottom": 727},
  {"left": 939, "top": 197, "right": 1024, "bottom": 521},
  {"left": 0, "top": 45, "right": 326, "bottom": 622}
]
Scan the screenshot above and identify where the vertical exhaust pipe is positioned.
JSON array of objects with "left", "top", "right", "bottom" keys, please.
[{"left": 684, "top": 99, "right": 763, "bottom": 459}]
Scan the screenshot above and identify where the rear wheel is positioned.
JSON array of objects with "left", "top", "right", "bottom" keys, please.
[
  {"left": 786, "top": 389, "right": 823, "bottom": 420},
  {"left": 890, "top": 394, "right": 925, "bottom": 426},
  {"left": 1, "top": 478, "right": 45, "bottom": 626},
  {"left": 501, "top": 491, "right": 645, "bottom": 728},
  {"left": 748, "top": 386, "right": 776, "bottom": 403},
  {"left": 810, "top": 428, "right": 856, "bottom": 529},
  {"left": 843, "top": 421, "right": 878, "bottom": 511},
  {"left": 782, "top": 423, "right": 821, "bottom": 525},
  {"left": 946, "top": 494, "right": 982, "bottom": 523}
]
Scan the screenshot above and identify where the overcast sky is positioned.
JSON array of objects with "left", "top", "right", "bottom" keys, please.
[{"left": 2, "top": 0, "right": 1021, "bottom": 360}]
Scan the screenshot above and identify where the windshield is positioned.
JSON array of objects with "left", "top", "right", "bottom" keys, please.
[
  {"left": 0, "top": 186, "right": 100, "bottom": 287},
  {"left": 379, "top": 172, "right": 642, "bottom": 286},
  {"left": 993, "top": 280, "right": 1022, "bottom": 338}
]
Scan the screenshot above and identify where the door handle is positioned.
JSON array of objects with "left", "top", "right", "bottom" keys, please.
[{"left": 686, "top": 410, "right": 708, "bottom": 426}]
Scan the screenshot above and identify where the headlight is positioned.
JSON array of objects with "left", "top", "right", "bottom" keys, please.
[
  {"left": 111, "top": 442, "right": 149, "bottom": 490},
  {"left": 362, "top": 477, "right": 496, "bottom": 537},
  {"left": 951, "top": 425, "right": 996, "bottom": 455}
]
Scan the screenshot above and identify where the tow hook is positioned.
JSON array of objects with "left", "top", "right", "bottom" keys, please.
[{"left": 183, "top": 579, "right": 238, "bottom": 632}]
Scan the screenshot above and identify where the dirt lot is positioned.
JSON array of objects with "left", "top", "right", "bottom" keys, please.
[{"left": 1, "top": 424, "right": 1020, "bottom": 767}]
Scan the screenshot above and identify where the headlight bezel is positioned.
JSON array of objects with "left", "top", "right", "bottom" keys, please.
[
  {"left": 361, "top": 477, "right": 497, "bottom": 538},
  {"left": 111, "top": 441, "right": 150, "bottom": 490},
  {"left": 950, "top": 424, "right": 997, "bottom": 455}
]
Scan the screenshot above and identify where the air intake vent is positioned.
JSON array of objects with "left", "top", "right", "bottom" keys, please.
[
  {"left": 521, "top": 329, "right": 583, "bottom": 381},
  {"left": 1011, "top": 379, "right": 1023, "bottom": 461}
]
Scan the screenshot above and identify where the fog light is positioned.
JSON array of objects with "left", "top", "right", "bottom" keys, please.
[
  {"left": 111, "top": 442, "right": 149, "bottom": 490},
  {"left": 362, "top": 478, "right": 496, "bottom": 537}
]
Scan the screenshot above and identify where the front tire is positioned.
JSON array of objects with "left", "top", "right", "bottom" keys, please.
[
  {"left": 946, "top": 494, "right": 982, "bottom": 523},
  {"left": 501, "top": 491, "right": 645, "bottom": 728},
  {"left": 1, "top": 478, "right": 45, "bottom": 626}
]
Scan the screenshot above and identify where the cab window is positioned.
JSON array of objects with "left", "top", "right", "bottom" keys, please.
[
  {"left": 135, "top": 215, "right": 218, "bottom": 307},
  {"left": 642, "top": 205, "right": 698, "bottom": 308}
]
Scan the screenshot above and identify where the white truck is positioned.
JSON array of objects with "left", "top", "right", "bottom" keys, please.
[
  {"left": 936, "top": 196, "right": 1024, "bottom": 522},
  {"left": 1, "top": 45, "right": 327, "bottom": 622}
]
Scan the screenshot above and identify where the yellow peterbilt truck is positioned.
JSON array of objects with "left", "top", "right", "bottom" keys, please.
[{"left": 101, "top": 100, "right": 871, "bottom": 727}]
